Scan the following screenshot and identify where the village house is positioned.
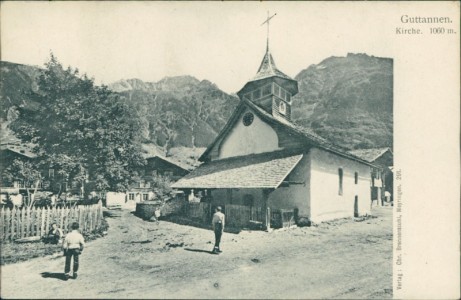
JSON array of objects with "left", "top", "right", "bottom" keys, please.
[
  {"left": 0, "top": 143, "right": 80, "bottom": 205},
  {"left": 172, "top": 44, "right": 376, "bottom": 226},
  {"left": 0, "top": 143, "right": 38, "bottom": 188},
  {"left": 126, "top": 154, "right": 190, "bottom": 203},
  {"left": 349, "top": 147, "right": 394, "bottom": 206},
  {"left": 0, "top": 143, "right": 39, "bottom": 206}
]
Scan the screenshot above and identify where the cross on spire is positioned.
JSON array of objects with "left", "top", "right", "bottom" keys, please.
[{"left": 261, "top": 11, "right": 277, "bottom": 52}]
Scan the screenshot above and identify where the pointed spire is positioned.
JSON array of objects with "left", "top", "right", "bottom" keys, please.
[
  {"left": 253, "top": 49, "right": 289, "bottom": 81},
  {"left": 236, "top": 12, "right": 299, "bottom": 99}
]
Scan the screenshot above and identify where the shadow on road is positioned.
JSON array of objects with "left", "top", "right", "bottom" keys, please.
[
  {"left": 184, "top": 248, "right": 215, "bottom": 255},
  {"left": 40, "top": 272, "right": 68, "bottom": 281}
]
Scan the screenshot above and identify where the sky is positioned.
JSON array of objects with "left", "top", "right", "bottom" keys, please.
[{"left": 1, "top": 1, "right": 397, "bottom": 94}]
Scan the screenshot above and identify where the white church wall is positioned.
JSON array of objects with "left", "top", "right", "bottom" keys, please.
[
  {"left": 218, "top": 108, "right": 280, "bottom": 159},
  {"left": 268, "top": 153, "right": 311, "bottom": 218},
  {"left": 309, "top": 147, "right": 371, "bottom": 223}
]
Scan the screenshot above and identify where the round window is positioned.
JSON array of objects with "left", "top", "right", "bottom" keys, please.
[{"left": 242, "top": 112, "right": 254, "bottom": 126}]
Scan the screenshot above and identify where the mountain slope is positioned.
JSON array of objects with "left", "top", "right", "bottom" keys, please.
[
  {"left": 108, "top": 76, "right": 240, "bottom": 150},
  {"left": 1, "top": 53, "right": 393, "bottom": 155},
  {"left": 0, "top": 61, "right": 42, "bottom": 119},
  {"left": 292, "top": 53, "right": 393, "bottom": 149}
]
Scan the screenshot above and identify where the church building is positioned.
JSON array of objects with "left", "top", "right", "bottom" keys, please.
[{"left": 172, "top": 42, "right": 375, "bottom": 225}]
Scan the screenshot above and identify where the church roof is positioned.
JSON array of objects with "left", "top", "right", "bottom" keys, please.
[
  {"left": 348, "top": 148, "right": 393, "bottom": 163},
  {"left": 251, "top": 50, "right": 292, "bottom": 82},
  {"left": 237, "top": 49, "right": 298, "bottom": 97},
  {"left": 198, "top": 98, "right": 375, "bottom": 168},
  {"left": 171, "top": 151, "right": 303, "bottom": 189}
]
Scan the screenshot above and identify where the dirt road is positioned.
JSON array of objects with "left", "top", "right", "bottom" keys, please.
[{"left": 1, "top": 207, "right": 392, "bottom": 299}]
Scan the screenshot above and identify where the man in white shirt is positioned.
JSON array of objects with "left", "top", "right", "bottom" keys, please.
[
  {"left": 211, "top": 206, "right": 225, "bottom": 254},
  {"left": 63, "top": 222, "right": 85, "bottom": 280}
]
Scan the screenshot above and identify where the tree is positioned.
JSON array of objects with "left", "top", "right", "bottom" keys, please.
[
  {"left": 11, "top": 53, "right": 145, "bottom": 192},
  {"left": 2, "top": 159, "right": 42, "bottom": 207}
]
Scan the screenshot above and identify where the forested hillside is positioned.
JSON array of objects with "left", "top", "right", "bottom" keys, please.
[{"left": 1, "top": 53, "right": 393, "bottom": 157}]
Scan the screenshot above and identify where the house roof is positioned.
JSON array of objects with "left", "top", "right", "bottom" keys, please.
[
  {"left": 172, "top": 151, "right": 303, "bottom": 189},
  {"left": 0, "top": 143, "right": 37, "bottom": 158},
  {"left": 348, "top": 148, "right": 393, "bottom": 163},
  {"left": 144, "top": 154, "right": 191, "bottom": 172},
  {"left": 199, "top": 98, "right": 375, "bottom": 168}
]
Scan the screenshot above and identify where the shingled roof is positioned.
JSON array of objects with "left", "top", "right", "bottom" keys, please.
[
  {"left": 348, "top": 148, "right": 393, "bottom": 163},
  {"left": 172, "top": 151, "right": 303, "bottom": 189},
  {"left": 237, "top": 49, "right": 298, "bottom": 97},
  {"left": 251, "top": 50, "right": 292, "bottom": 82},
  {"left": 144, "top": 154, "right": 192, "bottom": 172},
  {"left": 199, "top": 98, "right": 374, "bottom": 168},
  {"left": 0, "top": 143, "right": 37, "bottom": 158}
]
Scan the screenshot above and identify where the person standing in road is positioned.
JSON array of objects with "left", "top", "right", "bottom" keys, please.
[
  {"left": 211, "top": 206, "right": 225, "bottom": 254},
  {"left": 63, "top": 222, "right": 85, "bottom": 280}
]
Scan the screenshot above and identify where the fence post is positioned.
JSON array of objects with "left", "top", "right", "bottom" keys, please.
[
  {"left": 15, "top": 208, "right": 20, "bottom": 240},
  {"left": 78, "top": 206, "right": 83, "bottom": 230},
  {"left": 40, "top": 208, "right": 45, "bottom": 237},
  {"left": 89, "top": 206, "right": 94, "bottom": 232},
  {"left": 266, "top": 207, "right": 271, "bottom": 231},
  {"left": 20, "top": 207, "right": 25, "bottom": 238},
  {"left": 65, "top": 207, "right": 70, "bottom": 233},
  {"left": 59, "top": 207, "right": 65, "bottom": 232}
]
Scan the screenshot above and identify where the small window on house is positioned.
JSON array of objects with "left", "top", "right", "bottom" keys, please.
[
  {"left": 49, "top": 168, "right": 55, "bottom": 178},
  {"left": 338, "top": 168, "right": 343, "bottom": 195},
  {"left": 355, "top": 172, "right": 358, "bottom": 184},
  {"left": 279, "top": 101, "right": 286, "bottom": 115},
  {"left": 129, "top": 193, "right": 135, "bottom": 201},
  {"left": 143, "top": 194, "right": 149, "bottom": 201}
]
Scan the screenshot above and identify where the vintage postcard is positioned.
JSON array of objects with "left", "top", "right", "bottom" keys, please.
[{"left": 0, "top": 1, "right": 459, "bottom": 299}]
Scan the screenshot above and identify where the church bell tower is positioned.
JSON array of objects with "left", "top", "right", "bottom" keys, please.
[{"left": 237, "top": 12, "right": 298, "bottom": 122}]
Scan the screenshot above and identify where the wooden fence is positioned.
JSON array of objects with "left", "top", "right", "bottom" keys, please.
[
  {"left": 225, "top": 204, "right": 264, "bottom": 227},
  {"left": 184, "top": 202, "right": 265, "bottom": 228},
  {"left": 185, "top": 202, "right": 211, "bottom": 222},
  {"left": 0, "top": 202, "right": 104, "bottom": 242}
]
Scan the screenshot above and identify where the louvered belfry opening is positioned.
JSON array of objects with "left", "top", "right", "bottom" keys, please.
[{"left": 237, "top": 48, "right": 299, "bottom": 122}]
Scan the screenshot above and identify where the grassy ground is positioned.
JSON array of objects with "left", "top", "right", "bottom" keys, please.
[{"left": 0, "top": 219, "right": 109, "bottom": 265}]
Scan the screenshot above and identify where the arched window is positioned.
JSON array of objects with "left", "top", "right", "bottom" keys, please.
[{"left": 279, "top": 101, "right": 286, "bottom": 115}]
